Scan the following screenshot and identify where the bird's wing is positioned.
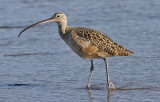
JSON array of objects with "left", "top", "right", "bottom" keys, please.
[{"left": 72, "top": 27, "right": 119, "bottom": 55}]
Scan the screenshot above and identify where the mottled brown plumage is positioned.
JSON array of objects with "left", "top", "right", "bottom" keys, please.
[
  {"left": 62, "top": 27, "right": 132, "bottom": 59},
  {"left": 18, "top": 12, "right": 133, "bottom": 89}
]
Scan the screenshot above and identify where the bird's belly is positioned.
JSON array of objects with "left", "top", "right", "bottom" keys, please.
[
  {"left": 64, "top": 39, "right": 85, "bottom": 57},
  {"left": 69, "top": 45, "right": 100, "bottom": 59},
  {"left": 63, "top": 39, "right": 101, "bottom": 59}
]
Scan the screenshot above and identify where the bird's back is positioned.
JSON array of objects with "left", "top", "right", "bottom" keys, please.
[{"left": 64, "top": 27, "right": 133, "bottom": 59}]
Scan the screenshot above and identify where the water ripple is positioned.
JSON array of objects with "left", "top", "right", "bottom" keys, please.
[
  {"left": 0, "top": 26, "right": 26, "bottom": 29},
  {"left": 0, "top": 52, "right": 54, "bottom": 57}
]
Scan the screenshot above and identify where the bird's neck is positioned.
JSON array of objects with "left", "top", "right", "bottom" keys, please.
[{"left": 58, "top": 22, "right": 68, "bottom": 35}]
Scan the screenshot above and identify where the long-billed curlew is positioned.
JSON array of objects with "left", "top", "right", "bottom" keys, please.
[{"left": 18, "top": 12, "right": 133, "bottom": 89}]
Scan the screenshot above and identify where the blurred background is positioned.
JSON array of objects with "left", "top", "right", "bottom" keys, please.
[{"left": 0, "top": 0, "right": 160, "bottom": 102}]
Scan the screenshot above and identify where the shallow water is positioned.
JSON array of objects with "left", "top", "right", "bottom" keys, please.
[{"left": 0, "top": 0, "right": 160, "bottom": 102}]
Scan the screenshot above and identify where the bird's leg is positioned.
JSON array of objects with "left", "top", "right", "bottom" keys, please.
[
  {"left": 103, "top": 58, "right": 115, "bottom": 89},
  {"left": 87, "top": 59, "right": 94, "bottom": 89}
]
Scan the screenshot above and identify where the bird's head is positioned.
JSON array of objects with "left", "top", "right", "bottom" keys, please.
[
  {"left": 18, "top": 12, "right": 67, "bottom": 37},
  {"left": 52, "top": 12, "right": 67, "bottom": 25}
]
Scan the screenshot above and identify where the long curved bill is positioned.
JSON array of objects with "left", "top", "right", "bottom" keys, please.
[{"left": 18, "top": 18, "right": 54, "bottom": 37}]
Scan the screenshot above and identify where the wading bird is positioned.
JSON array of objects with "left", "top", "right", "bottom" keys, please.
[{"left": 18, "top": 12, "right": 133, "bottom": 89}]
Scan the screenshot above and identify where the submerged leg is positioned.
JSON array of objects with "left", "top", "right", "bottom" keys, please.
[
  {"left": 87, "top": 59, "right": 94, "bottom": 89},
  {"left": 103, "top": 58, "right": 115, "bottom": 89}
]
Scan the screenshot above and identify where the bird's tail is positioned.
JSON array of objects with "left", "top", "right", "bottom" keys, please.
[
  {"left": 118, "top": 49, "right": 133, "bottom": 56},
  {"left": 116, "top": 44, "right": 133, "bottom": 56}
]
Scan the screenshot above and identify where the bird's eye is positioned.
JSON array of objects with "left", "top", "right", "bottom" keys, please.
[{"left": 56, "top": 15, "right": 61, "bottom": 18}]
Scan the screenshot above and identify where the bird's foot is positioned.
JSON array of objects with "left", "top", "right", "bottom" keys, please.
[
  {"left": 85, "top": 85, "right": 90, "bottom": 89},
  {"left": 108, "top": 80, "right": 115, "bottom": 90}
]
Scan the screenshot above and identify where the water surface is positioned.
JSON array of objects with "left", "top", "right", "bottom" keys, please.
[{"left": 0, "top": 0, "right": 160, "bottom": 102}]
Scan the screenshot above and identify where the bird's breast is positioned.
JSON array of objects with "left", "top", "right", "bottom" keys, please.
[
  {"left": 62, "top": 34, "right": 83, "bottom": 55},
  {"left": 61, "top": 33, "right": 102, "bottom": 59}
]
